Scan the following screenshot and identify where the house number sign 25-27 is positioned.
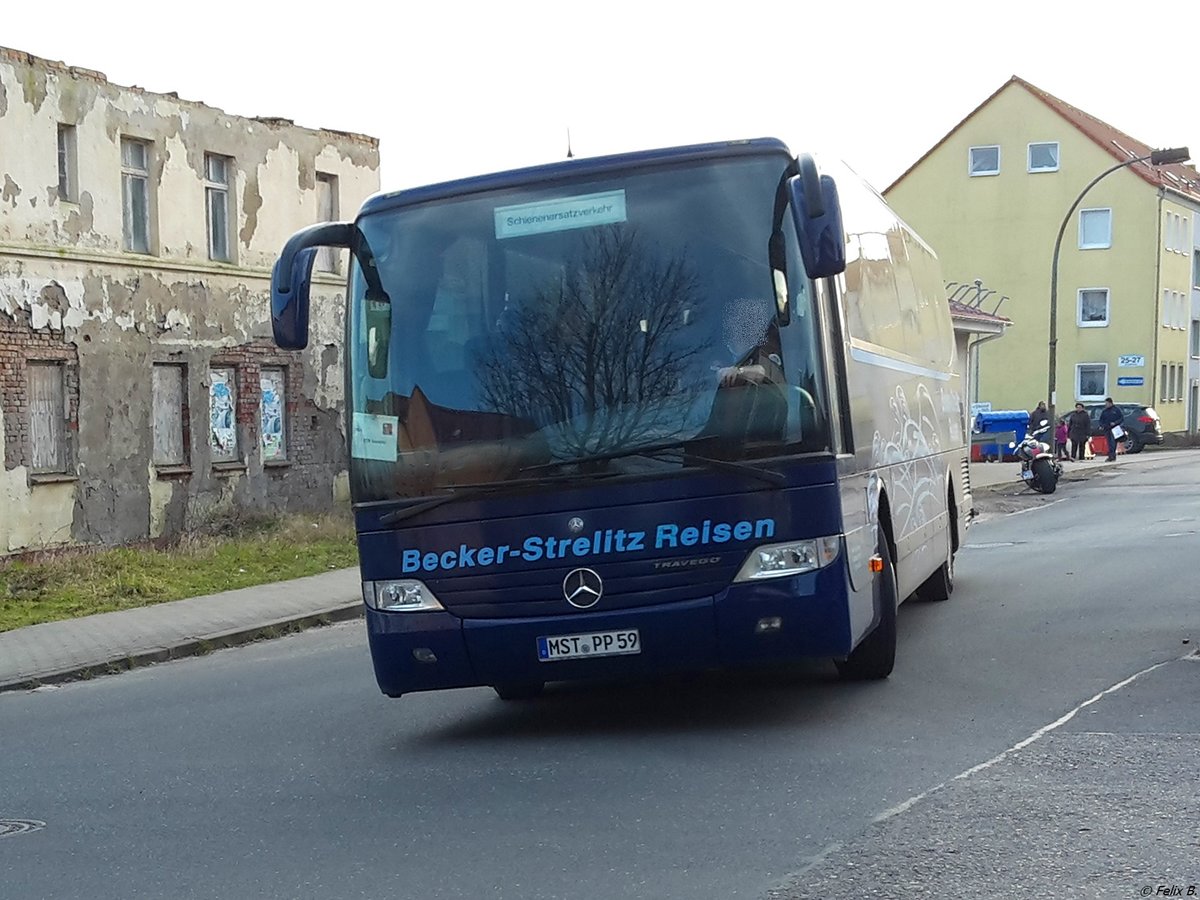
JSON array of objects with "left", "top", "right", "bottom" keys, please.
[{"left": 1118, "top": 355, "right": 1145, "bottom": 368}]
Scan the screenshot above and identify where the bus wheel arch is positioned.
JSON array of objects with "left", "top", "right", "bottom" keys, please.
[
  {"left": 836, "top": 493, "right": 897, "bottom": 681},
  {"left": 915, "top": 483, "right": 956, "bottom": 602}
]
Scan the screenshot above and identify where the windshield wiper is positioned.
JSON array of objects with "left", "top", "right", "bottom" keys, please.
[
  {"left": 377, "top": 471, "right": 622, "bottom": 526},
  {"left": 657, "top": 448, "right": 786, "bottom": 486},
  {"left": 519, "top": 441, "right": 786, "bottom": 487}
]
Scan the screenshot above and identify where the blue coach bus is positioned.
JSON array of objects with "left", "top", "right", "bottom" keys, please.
[{"left": 270, "top": 139, "right": 970, "bottom": 699}]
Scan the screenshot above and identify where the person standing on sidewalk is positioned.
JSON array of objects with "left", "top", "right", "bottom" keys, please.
[
  {"left": 1067, "top": 403, "right": 1091, "bottom": 461},
  {"left": 1027, "top": 400, "right": 1049, "bottom": 432},
  {"left": 1054, "top": 419, "right": 1069, "bottom": 460},
  {"left": 1098, "top": 397, "right": 1124, "bottom": 461}
]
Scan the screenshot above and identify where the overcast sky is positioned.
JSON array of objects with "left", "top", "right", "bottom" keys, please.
[{"left": 5, "top": 1, "right": 1197, "bottom": 198}]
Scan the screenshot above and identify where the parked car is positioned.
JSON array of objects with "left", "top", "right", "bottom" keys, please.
[{"left": 1085, "top": 403, "right": 1163, "bottom": 453}]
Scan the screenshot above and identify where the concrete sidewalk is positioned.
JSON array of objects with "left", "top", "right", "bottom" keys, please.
[
  {"left": 0, "top": 567, "right": 362, "bottom": 692},
  {"left": 968, "top": 444, "right": 1188, "bottom": 491}
]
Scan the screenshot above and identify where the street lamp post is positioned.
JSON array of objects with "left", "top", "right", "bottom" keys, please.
[{"left": 1046, "top": 146, "right": 1191, "bottom": 435}]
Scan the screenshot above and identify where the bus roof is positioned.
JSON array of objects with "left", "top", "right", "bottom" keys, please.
[{"left": 358, "top": 137, "right": 794, "bottom": 217}]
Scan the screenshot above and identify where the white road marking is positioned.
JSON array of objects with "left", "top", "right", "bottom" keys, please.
[
  {"left": 1004, "top": 498, "right": 1066, "bottom": 516},
  {"left": 871, "top": 654, "right": 1179, "bottom": 825}
]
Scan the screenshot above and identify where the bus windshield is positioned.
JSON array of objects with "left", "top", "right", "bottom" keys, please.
[{"left": 347, "top": 155, "right": 831, "bottom": 503}]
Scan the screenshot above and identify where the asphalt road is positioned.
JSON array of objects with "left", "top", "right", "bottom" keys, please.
[{"left": 2, "top": 453, "right": 1196, "bottom": 899}]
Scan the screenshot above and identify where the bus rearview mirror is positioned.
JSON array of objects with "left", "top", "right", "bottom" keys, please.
[
  {"left": 365, "top": 295, "right": 392, "bottom": 379},
  {"left": 789, "top": 157, "right": 846, "bottom": 279}
]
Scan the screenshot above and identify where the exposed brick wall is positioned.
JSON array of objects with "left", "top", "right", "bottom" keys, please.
[
  {"left": 208, "top": 340, "right": 340, "bottom": 468},
  {"left": 0, "top": 310, "right": 80, "bottom": 472}
]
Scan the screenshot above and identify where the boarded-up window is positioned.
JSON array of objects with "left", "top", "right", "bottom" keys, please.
[
  {"left": 29, "top": 362, "right": 67, "bottom": 473},
  {"left": 259, "top": 367, "right": 287, "bottom": 462},
  {"left": 209, "top": 367, "right": 239, "bottom": 462},
  {"left": 152, "top": 364, "right": 188, "bottom": 465}
]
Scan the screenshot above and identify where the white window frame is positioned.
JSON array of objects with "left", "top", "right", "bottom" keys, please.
[
  {"left": 1190, "top": 319, "right": 1200, "bottom": 359},
  {"left": 968, "top": 145, "right": 1000, "bottom": 177},
  {"left": 204, "top": 153, "right": 233, "bottom": 263},
  {"left": 1027, "top": 141, "right": 1059, "bottom": 173},
  {"left": 57, "top": 124, "right": 78, "bottom": 202},
  {"left": 1079, "top": 208, "right": 1112, "bottom": 250},
  {"left": 120, "top": 137, "right": 152, "bottom": 254},
  {"left": 1077, "top": 287, "right": 1109, "bottom": 327},
  {"left": 1076, "top": 362, "right": 1108, "bottom": 401},
  {"left": 1161, "top": 364, "right": 1169, "bottom": 402}
]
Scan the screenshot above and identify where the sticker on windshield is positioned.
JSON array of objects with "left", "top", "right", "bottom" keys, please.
[
  {"left": 495, "top": 190, "right": 626, "bottom": 239},
  {"left": 352, "top": 412, "right": 399, "bottom": 462}
]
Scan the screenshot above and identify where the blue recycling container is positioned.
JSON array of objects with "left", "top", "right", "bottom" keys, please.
[{"left": 972, "top": 410, "right": 1031, "bottom": 461}]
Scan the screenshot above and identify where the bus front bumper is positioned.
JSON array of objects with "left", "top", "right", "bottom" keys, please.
[{"left": 365, "top": 569, "right": 853, "bottom": 697}]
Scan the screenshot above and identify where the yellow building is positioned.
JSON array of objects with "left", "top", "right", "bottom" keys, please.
[{"left": 886, "top": 76, "right": 1200, "bottom": 435}]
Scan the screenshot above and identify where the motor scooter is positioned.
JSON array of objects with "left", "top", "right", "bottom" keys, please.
[{"left": 1010, "top": 420, "right": 1062, "bottom": 494}]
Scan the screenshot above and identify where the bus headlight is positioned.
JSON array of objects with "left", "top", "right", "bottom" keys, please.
[
  {"left": 734, "top": 536, "right": 840, "bottom": 582},
  {"left": 363, "top": 579, "right": 445, "bottom": 612}
]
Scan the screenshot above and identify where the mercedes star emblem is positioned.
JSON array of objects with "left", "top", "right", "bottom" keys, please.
[
  {"left": 568, "top": 517, "right": 585, "bottom": 534},
  {"left": 563, "top": 568, "right": 603, "bottom": 609}
]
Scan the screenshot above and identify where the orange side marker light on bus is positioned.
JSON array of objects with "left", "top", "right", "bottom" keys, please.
[{"left": 868, "top": 555, "right": 884, "bottom": 573}]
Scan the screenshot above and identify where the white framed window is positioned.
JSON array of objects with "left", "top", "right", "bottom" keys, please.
[
  {"left": 204, "top": 153, "right": 233, "bottom": 262},
  {"left": 315, "top": 172, "right": 340, "bottom": 273},
  {"left": 1076, "top": 363, "right": 1107, "bottom": 401},
  {"left": 1028, "top": 142, "right": 1059, "bottom": 172},
  {"left": 1077, "top": 288, "right": 1109, "bottom": 326},
  {"left": 1191, "top": 319, "right": 1200, "bottom": 358},
  {"left": 1193, "top": 249, "right": 1200, "bottom": 288},
  {"left": 968, "top": 145, "right": 1000, "bottom": 177},
  {"left": 1079, "top": 208, "right": 1112, "bottom": 249},
  {"left": 1161, "top": 364, "right": 1169, "bottom": 402},
  {"left": 120, "top": 137, "right": 152, "bottom": 254},
  {"left": 57, "top": 124, "right": 78, "bottom": 202}
]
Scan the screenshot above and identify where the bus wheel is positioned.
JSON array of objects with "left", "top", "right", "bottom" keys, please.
[
  {"left": 493, "top": 682, "right": 545, "bottom": 701},
  {"left": 915, "top": 535, "right": 954, "bottom": 602},
  {"left": 835, "top": 537, "right": 897, "bottom": 681}
]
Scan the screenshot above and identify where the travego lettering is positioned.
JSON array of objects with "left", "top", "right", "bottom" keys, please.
[{"left": 398, "top": 517, "right": 776, "bottom": 574}]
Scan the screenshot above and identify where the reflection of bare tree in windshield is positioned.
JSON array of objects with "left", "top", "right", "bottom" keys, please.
[{"left": 477, "top": 227, "right": 705, "bottom": 457}]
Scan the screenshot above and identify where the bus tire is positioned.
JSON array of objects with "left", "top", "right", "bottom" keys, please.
[
  {"left": 493, "top": 682, "right": 545, "bottom": 701},
  {"left": 835, "top": 534, "right": 897, "bottom": 681}
]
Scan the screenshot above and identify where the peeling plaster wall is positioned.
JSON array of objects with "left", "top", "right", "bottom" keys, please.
[{"left": 0, "top": 47, "right": 380, "bottom": 554}]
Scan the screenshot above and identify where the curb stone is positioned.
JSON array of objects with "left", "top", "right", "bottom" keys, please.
[{"left": 0, "top": 602, "right": 363, "bottom": 693}]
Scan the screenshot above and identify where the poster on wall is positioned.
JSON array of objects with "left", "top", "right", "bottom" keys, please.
[
  {"left": 210, "top": 368, "right": 238, "bottom": 461},
  {"left": 260, "top": 369, "right": 286, "bottom": 462}
]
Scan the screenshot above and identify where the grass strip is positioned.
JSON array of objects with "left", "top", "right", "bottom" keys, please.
[{"left": 0, "top": 513, "right": 358, "bottom": 633}]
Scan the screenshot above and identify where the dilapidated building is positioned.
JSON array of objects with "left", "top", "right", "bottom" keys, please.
[{"left": 0, "top": 47, "right": 380, "bottom": 554}]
